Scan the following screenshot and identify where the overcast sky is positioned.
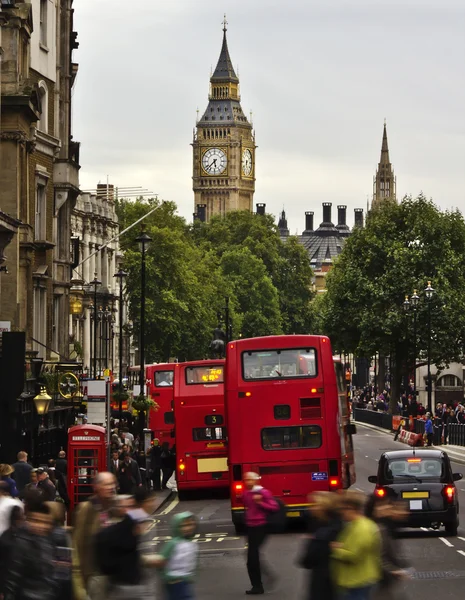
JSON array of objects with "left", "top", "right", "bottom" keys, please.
[{"left": 73, "top": 0, "right": 465, "bottom": 234}]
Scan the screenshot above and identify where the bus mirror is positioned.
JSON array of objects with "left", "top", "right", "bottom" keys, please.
[{"left": 368, "top": 475, "right": 377, "bottom": 484}]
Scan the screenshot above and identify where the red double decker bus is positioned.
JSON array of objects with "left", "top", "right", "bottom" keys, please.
[
  {"left": 226, "top": 335, "right": 356, "bottom": 530},
  {"left": 174, "top": 359, "right": 229, "bottom": 499},
  {"left": 147, "top": 363, "right": 176, "bottom": 448}
]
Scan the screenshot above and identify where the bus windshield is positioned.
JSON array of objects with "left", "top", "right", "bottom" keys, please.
[{"left": 242, "top": 348, "right": 317, "bottom": 380}]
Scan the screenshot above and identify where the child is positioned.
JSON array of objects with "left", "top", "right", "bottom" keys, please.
[{"left": 160, "top": 512, "right": 198, "bottom": 600}]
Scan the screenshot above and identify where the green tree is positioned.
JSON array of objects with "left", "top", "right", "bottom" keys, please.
[
  {"left": 117, "top": 198, "right": 226, "bottom": 361},
  {"left": 320, "top": 195, "right": 465, "bottom": 411},
  {"left": 192, "top": 210, "right": 315, "bottom": 335},
  {"left": 220, "top": 247, "right": 282, "bottom": 337}
]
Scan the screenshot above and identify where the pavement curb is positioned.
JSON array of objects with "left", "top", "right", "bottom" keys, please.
[
  {"left": 355, "top": 420, "right": 465, "bottom": 466},
  {"left": 151, "top": 489, "right": 174, "bottom": 514}
]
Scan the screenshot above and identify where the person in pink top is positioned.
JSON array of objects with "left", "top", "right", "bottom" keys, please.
[{"left": 242, "top": 472, "right": 278, "bottom": 595}]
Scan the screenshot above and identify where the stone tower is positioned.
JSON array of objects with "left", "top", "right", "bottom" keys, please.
[
  {"left": 372, "top": 121, "right": 396, "bottom": 209},
  {"left": 192, "top": 18, "right": 256, "bottom": 221}
]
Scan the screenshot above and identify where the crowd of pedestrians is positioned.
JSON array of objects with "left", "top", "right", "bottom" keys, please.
[
  {"left": 109, "top": 421, "right": 176, "bottom": 491},
  {"left": 244, "top": 475, "right": 411, "bottom": 599}
]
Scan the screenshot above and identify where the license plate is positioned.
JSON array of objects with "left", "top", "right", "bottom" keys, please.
[
  {"left": 286, "top": 511, "right": 301, "bottom": 518},
  {"left": 402, "top": 491, "right": 429, "bottom": 499}
]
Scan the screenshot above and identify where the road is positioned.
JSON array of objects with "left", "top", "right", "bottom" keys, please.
[{"left": 147, "top": 424, "right": 465, "bottom": 599}]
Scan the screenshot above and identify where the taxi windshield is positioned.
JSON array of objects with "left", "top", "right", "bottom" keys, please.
[{"left": 385, "top": 458, "right": 445, "bottom": 482}]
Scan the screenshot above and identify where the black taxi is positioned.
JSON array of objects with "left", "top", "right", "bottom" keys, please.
[{"left": 368, "top": 449, "right": 462, "bottom": 535}]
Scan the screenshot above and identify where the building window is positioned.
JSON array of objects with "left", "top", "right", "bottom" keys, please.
[
  {"left": 40, "top": 0, "right": 48, "bottom": 46},
  {"left": 33, "top": 286, "right": 47, "bottom": 357},
  {"left": 437, "top": 375, "right": 462, "bottom": 387},
  {"left": 53, "top": 295, "right": 61, "bottom": 352},
  {"left": 35, "top": 182, "right": 47, "bottom": 240},
  {"left": 37, "top": 82, "right": 49, "bottom": 133}
]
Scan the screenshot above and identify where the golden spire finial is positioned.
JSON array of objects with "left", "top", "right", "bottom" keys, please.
[{"left": 222, "top": 14, "right": 228, "bottom": 32}]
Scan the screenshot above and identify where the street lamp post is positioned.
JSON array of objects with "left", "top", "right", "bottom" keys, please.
[
  {"left": 90, "top": 274, "right": 101, "bottom": 378},
  {"left": 114, "top": 269, "right": 128, "bottom": 419},
  {"left": 403, "top": 295, "right": 410, "bottom": 392},
  {"left": 135, "top": 231, "right": 152, "bottom": 424},
  {"left": 425, "top": 281, "right": 435, "bottom": 413},
  {"left": 411, "top": 290, "right": 419, "bottom": 398}
]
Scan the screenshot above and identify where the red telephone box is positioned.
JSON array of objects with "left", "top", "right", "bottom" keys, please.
[{"left": 68, "top": 425, "right": 107, "bottom": 512}]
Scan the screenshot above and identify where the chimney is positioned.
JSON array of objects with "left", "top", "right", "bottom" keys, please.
[
  {"left": 322, "top": 202, "right": 332, "bottom": 224},
  {"left": 354, "top": 208, "right": 364, "bottom": 228},
  {"left": 96, "top": 183, "right": 114, "bottom": 202},
  {"left": 196, "top": 204, "right": 207, "bottom": 223},
  {"left": 303, "top": 211, "right": 314, "bottom": 234},
  {"left": 337, "top": 205, "right": 347, "bottom": 226},
  {"left": 256, "top": 203, "right": 266, "bottom": 216}
]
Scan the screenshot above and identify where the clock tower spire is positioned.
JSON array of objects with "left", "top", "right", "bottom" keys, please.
[{"left": 192, "top": 18, "right": 256, "bottom": 221}]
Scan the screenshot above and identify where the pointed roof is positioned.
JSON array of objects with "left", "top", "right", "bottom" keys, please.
[
  {"left": 379, "top": 120, "right": 390, "bottom": 165},
  {"left": 211, "top": 19, "right": 239, "bottom": 83}
]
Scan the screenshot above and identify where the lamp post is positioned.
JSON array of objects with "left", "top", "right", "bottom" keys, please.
[
  {"left": 411, "top": 289, "right": 419, "bottom": 398},
  {"left": 403, "top": 295, "right": 410, "bottom": 393},
  {"left": 425, "top": 281, "right": 435, "bottom": 413},
  {"left": 114, "top": 269, "right": 128, "bottom": 419},
  {"left": 90, "top": 274, "right": 101, "bottom": 378},
  {"left": 135, "top": 231, "right": 152, "bottom": 424},
  {"left": 33, "top": 386, "right": 52, "bottom": 429}
]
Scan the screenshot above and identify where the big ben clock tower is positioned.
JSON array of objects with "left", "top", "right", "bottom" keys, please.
[{"left": 193, "top": 17, "right": 256, "bottom": 221}]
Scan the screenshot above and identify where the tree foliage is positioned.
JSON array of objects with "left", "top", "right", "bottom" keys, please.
[
  {"left": 116, "top": 202, "right": 315, "bottom": 362},
  {"left": 319, "top": 195, "right": 465, "bottom": 404}
]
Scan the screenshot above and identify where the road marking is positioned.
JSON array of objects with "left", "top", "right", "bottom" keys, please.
[
  {"left": 158, "top": 496, "right": 179, "bottom": 516},
  {"left": 439, "top": 537, "right": 454, "bottom": 547},
  {"left": 200, "top": 546, "right": 246, "bottom": 553},
  {"left": 458, "top": 550, "right": 465, "bottom": 557}
]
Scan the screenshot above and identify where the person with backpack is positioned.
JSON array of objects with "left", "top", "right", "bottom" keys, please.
[{"left": 242, "top": 472, "right": 279, "bottom": 595}]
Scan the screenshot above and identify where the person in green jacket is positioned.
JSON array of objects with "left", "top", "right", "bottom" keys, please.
[
  {"left": 332, "top": 491, "right": 381, "bottom": 600},
  {"left": 159, "top": 511, "right": 199, "bottom": 600}
]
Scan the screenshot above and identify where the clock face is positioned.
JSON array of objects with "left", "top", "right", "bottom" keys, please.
[
  {"left": 202, "top": 148, "right": 227, "bottom": 175},
  {"left": 242, "top": 148, "right": 253, "bottom": 177}
]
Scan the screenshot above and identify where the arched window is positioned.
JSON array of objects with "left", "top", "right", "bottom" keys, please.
[
  {"left": 37, "top": 81, "right": 49, "bottom": 133},
  {"left": 437, "top": 375, "right": 462, "bottom": 388}
]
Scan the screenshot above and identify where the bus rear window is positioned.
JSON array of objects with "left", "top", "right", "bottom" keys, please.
[
  {"left": 155, "top": 371, "right": 174, "bottom": 387},
  {"left": 261, "top": 426, "right": 322, "bottom": 450},
  {"left": 242, "top": 348, "right": 317, "bottom": 380},
  {"left": 186, "top": 366, "right": 224, "bottom": 385},
  {"left": 193, "top": 427, "right": 227, "bottom": 441}
]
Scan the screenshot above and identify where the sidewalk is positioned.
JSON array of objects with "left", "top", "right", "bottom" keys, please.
[{"left": 355, "top": 420, "right": 465, "bottom": 466}]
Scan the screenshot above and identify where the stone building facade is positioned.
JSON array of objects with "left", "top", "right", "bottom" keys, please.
[
  {"left": 70, "top": 184, "right": 131, "bottom": 378},
  {"left": 193, "top": 21, "right": 256, "bottom": 221},
  {"left": 0, "top": 0, "right": 80, "bottom": 360}
]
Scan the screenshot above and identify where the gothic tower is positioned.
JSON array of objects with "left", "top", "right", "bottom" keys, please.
[
  {"left": 192, "top": 18, "right": 256, "bottom": 221},
  {"left": 372, "top": 121, "right": 396, "bottom": 209}
]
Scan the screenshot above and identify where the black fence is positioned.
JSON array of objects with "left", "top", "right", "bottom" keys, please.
[
  {"left": 353, "top": 408, "right": 393, "bottom": 431},
  {"left": 354, "top": 409, "right": 465, "bottom": 447}
]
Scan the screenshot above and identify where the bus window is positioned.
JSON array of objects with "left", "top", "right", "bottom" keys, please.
[
  {"left": 155, "top": 370, "right": 174, "bottom": 387},
  {"left": 164, "top": 412, "right": 175, "bottom": 424},
  {"left": 185, "top": 366, "right": 224, "bottom": 385},
  {"left": 242, "top": 348, "right": 317, "bottom": 380},
  {"left": 261, "top": 426, "right": 322, "bottom": 450},
  {"left": 193, "top": 427, "right": 227, "bottom": 441}
]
